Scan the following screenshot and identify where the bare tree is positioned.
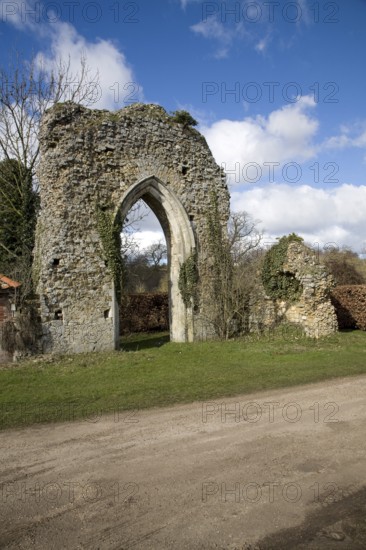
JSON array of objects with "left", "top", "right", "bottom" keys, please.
[
  {"left": 228, "top": 211, "right": 263, "bottom": 263},
  {"left": 203, "top": 204, "right": 264, "bottom": 339},
  {"left": 120, "top": 199, "right": 151, "bottom": 261},
  {"left": 0, "top": 51, "right": 99, "bottom": 293},
  {"left": 122, "top": 238, "right": 168, "bottom": 294},
  {"left": 145, "top": 240, "right": 167, "bottom": 267},
  {"left": 0, "top": 51, "right": 99, "bottom": 182},
  {"left": 319, "top": 246, "right": 366, "bottom": 286}
]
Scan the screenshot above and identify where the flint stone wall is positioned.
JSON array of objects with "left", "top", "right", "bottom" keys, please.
[
  {"left": 34, "top": 102, "right": 230, "bottom": 354},
  {"left": 250, "top": 242, "right": 338, "bottom": 338}
]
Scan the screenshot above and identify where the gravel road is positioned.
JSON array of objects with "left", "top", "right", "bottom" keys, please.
[{"left": 1, "top": 374, "right": 366, "bottom": 549}]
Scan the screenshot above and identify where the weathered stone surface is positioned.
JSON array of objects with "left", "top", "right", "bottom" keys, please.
[
  {"left": 249, "top": 242, "right": 338, "bottom": 338},
  {"left": 34, "top": 102, "right": 230, "bottom": 353}
]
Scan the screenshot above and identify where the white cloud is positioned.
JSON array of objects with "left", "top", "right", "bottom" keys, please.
[
  {"left": 191, "top": 16, "right": 229, "bottom": 40},
  {"left": 179, "top": 0, "right": 201, "bottom": 9},
  {"left": 123, "top": 202, "right": 166, "bottom": 252},
  {"left": 188, "top": 0, "right": 313, "bottom": 56},
  {"left": 324, "top": 123, "right": 366, "bottom": 151},
  {"left": 190, "top": 16, "right": 246, "bottom": 58},
  {"left": 1, "top": 0, "right": 142, "bottom": 110},
  {"left": 35, "top": 21, "right": 142, "bottom": 110},
  {"left": 231, "top": 183, "right": 366, "bottom": 251},
  {"left": 255, "top": 36, "right": 270, "bottom": 53},
  {"left": 132, "top": 182, "right": 366, "bottom": 253},
  {"left": 128, "top": 230, "right": 166, "bottom": 251},
  {"left": 294, "top": 0, "right": 312, "bottom": 25},
  {"left": 0, "top": 0, "right": 38, "bottom": 31},
  {"left": 356, "top": 131, "right": 366, "bottom": 148},
  {"left": 324, "top": 135, "right": 353, "bottom": 149},
  {"left": 202, "top": 96, "right": 319, "bottom": 183}
]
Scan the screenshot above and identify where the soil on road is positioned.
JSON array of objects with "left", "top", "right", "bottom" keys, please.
[{"left": 1, "top": 374, "right": 366, "bottom": 549}]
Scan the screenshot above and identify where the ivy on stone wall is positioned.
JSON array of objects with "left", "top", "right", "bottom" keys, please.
[
  {"left": 261, "top": 233, "right": 304, "bottom": 302},
  {"left": 96, "top": 205, "right": 124, "bottom": 302},
  {"left": 206, "top": 191, "right": 233, "bottom": 295},
  {"left": 32, "top": 220, "right": 44, "bottom": 290},
  {"left": 205, "top": 191, "right": 234, "bottom": 339},
  {"left": 178, "top": 252, "right": 198, "bottom": 308}
]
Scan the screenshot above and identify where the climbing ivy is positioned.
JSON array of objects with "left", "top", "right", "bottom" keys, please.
[
  {"left": 261, "top": 233, "right": 304, "bottom": 302},
  {"left": 178, "top": 252, "right": 198, "bottom": 308},
  {"left": 96, "top": 205, "right": 124, "bottom": 302},
  {"left": 204, "top": 191, "right": 234, "bottom": 339},
  {"left": 32, "top": 220, "right": 44, "bottom": 290},
  {"left": 206, "top": 191, "right": 233, "bottom": 293}
]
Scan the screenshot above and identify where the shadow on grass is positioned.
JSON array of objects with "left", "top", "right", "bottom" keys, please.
[{"left": 120, "top": 332, "right": 170, "bottom": 352}]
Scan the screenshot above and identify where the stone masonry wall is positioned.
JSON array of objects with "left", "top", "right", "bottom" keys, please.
[
  {"left": 249, "top": 242, "right": 338, "bottom": 338},
  {"left": 35, "top": 102, "right": 230, "bottom": 353}
]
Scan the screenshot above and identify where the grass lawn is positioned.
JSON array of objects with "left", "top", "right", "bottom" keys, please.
[{"left": 0, "top": 328, "right": 365, "bottom": 430}]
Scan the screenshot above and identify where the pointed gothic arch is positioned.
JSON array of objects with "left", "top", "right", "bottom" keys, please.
[{"left": 118, "top": 176, "right": 196, "bottom": 342}]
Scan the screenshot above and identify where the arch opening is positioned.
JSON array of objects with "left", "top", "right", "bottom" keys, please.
[
  {"left": 122, "top": 198, "right": 168, "bottom": 294},
  {"left": 120, "top": 198, "right": 169, "bottom": 338},
  {"left": 116, "top": 176, "right": 196, "bottom": 344}
]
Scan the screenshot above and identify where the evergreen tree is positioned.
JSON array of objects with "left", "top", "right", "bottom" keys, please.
[{"left": 0, "top": 158, "right": 38, "bottom": 275}]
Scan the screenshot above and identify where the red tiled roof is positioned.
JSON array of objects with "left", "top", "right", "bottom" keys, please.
[{"left": 0, "top": 274, "right": 21, "bottom": 289}]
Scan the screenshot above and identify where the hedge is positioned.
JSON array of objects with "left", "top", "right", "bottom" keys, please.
[
  {"left": 331, "top": 285, "right": 366, "bottom": 330},
  {"left": 120, "top": 293, "right": 169, "bottom": 334}
]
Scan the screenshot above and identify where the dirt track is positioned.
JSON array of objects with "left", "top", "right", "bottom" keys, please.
[{"left": 1, "top": 374, "right": 366, "bottom": 549}]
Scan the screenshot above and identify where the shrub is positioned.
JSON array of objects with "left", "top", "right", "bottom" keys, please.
[
  {"left": 322, "top": 250, "right": 365, "bottom": 286},
  {"left": 120, "top": 293, "right": 169, "bottom": 333},
  {"left": 0, "top": 306, "right": 41, "bottom": 355},
  {"left": 331, "top": 285, "right": 366, "bottom": 330},
  {"left": 170, "top": 110, "right": 198, "bottom": 127},
  {"left": 1, "top": 320, "right": 17, "bottom": 354}
]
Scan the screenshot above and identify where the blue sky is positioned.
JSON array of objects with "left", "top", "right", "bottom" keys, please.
[{"left": 1, "top": 0, "right": 366, "bottom": 253}]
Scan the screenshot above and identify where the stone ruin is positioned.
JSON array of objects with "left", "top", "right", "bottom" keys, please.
[
  {"left": 33, "top": 102, "right": 338, "bottom": 357},
  {"left": 34, "top": 102, "right": 230, "bottom": 354},
  {"left": 249, "top": 241, "right": 338, "bottom": 338}
]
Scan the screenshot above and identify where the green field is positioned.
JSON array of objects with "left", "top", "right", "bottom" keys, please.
[{"left": 1, "top": 328, "right": 365, "bottom": 430}]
